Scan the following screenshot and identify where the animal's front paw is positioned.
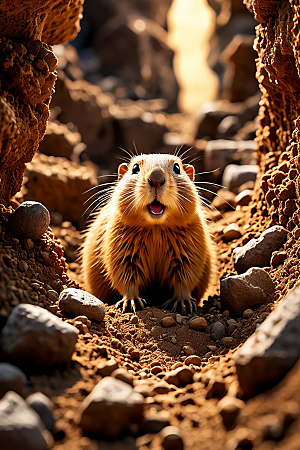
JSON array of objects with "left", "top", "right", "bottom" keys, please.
[
  {"left": 161, "top": 296, "right": 198, "bottom": 315},
  {"left": 115, "top": 296, "right": 147, "bottom": 313}
]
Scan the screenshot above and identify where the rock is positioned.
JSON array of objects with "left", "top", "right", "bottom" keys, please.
[
  {"left": 218, "top": 396, "right": 245, "bottom": 429},
  {"left": 222, "top": 164, "right": 258, "bottom": 192},
  {"left": 0, "top": 304, "right": 78, "bottom": 371},
  {"left": 206, "top": 379, "right": 227, "bottom": 400},
  {"left": 0, "top": 391, "right": 49, "bottom": 450},
  {"left": 151, "top": 366, "right": 163, "bottom": 375},
  {"left": 59, "top": 288, "right": 106, "bottom": 322},
  {"left": 220, "top": 267, "right": 275, "bottom": 315},
  {"left": 161, "top": 316, "right": 175, "bottom": 327},
  {"left": 130, "top": 315, "right": 139, "bottom": 324},
  {"left": 223, "top": 223, "right": 242, "bottom": 241},
  {"left": 142, "top": 411, "right": 171, "bottom": 434},
  {"left": 111, "top": 368, "right": 134, "bottom": 386},
  {"left": 78, "top": 377, "right": 144, "bottom": 436},
  {"left": 160, "top": 426, "right": 184, "bottom": 450},
  {"left": 234, "top": 285, "right": 300, "bottom": 398},
  {"left": 38, "top": 121, "right": 85, "bottom": 161},
  {"left": 95, "top": 359, "right": 118, "bottom": 377},
  {"left": 26, "top": 392, "right": 55, "bottom": 433},
  {"left": 0, "top": 363, "right": 27, "bottom": 399},
  {"left": 221, "top": 34, "right": 258, "bottom": 103},
  {"left": 183, "top": 345, "right": 195, "bottom": 356},
  {"left": 8, "top": 201, "right": 50, "bottom": 240},
  {"left": 152, "top": 380, "right": 173, "bottom": 395},
  {"left": 23, "top": 153, "right": 98, "bottom": 229},
  {"left": 242, "top": 309, "right": 253, "bottom": 319},
  {"left": 271, "top": 250, "right": 287, "bottom": 268},
  {"left": 221, "top": 337, "right": 236, "bottom": 348},
  {"left": 188, "top": 317, "right": 208, "bottom": 330},
  {"left": 235, "top": 189, "right": 253, "bottom": 207},
  {"left": 184, "top": 355, "right": 202, "bottom": 366},
  {"left": 164, "top": 366, "right": 194, "bottom": 387},
  {"left": 210, "top": 321, "right": 227, "bottom": 341},
  {"left": 204, "top": 140, "right": 256, "bottom": 174},
  {"left": 233, "top": 225, "right": 288, "bottom": 274}
]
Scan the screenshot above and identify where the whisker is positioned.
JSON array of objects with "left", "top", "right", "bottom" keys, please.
[
  {"left": 194, "top": 168, "right": 221, "bottom": 177},
  {"left": 178, "top": 146, "right": 194, "bottom": 160},
  {"left": 83, "top": 187, "right": 114, "bottom": 205},
  {"left": 118, "top": 146, "right": 135, "bottom": 159},
  {"left": 82, "top": 181, "right": 117, "bottom": 195},
  {"left": 174, "top": 145, "right": 184, "bottom": 157},
  {"left": 195, "top": 187, "right": 235, "bottom": 210},
  {"left": 132, "top": 141, "right": 139, "bottom": 156}
]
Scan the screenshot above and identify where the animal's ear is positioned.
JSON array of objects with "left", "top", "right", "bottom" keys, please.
[
  {"left": 183, "top": 164, "right": 195, "bottom": 181},
  {"left": 118, "top": 163, "right": 128, "bottom": 180}
]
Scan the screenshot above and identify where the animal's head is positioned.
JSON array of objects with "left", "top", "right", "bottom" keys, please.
[{"left": 113, "top": 153, "right": 200, "bottom": 227}]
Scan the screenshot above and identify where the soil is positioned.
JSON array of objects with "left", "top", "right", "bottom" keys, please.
[{"left": 1, "top": 194, "right": 298, "bottom": 450}]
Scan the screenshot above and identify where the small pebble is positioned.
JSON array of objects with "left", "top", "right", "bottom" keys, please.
[
  {"left": 243, "top": 309, "right": 253, "bottom": 319},
  {"left": 235, "top": 190, "right": 253, "bottom": 207},
  {"left": 151, "top": 366, "right": 163, "bottom": 375},
  {"left": 164, "top": 366, "right": 193, "bottom": 387},
  {"left": 221, "top": 337, "right": 236, "bottom": 348},
  {"left": 59, "top": 288, "right": 106, "bottom": 321},
  {"left": 188, "top": 317, "right": 207, "bottom": 331},
  {"left": 210, "top": 321, "right": 227, "bottom": 341},
  {"left": 161, "top": 316, "right": 175, "bottom": 327},
  {"left": 184, "top": 355, "right": 202, "bottom": 366},
  {"left": 176, "top": 314, "right": 183, "bottom": 324},
  {"left": 24, "top": 238, "right": 34, "bottom": 249},
  {"left": 131, "top": 350, "right": 140, "bottom": 361},
  {"left": 218, "top": 396, "right": 245, "bottom": 428},
  {"left": 183, "top": 345, "right": 195, "bottom": 356},
  {"left": 18, "top": 260, "right": 28, "bottom": 272},
  {"left": 130, "top": 315, "right": 139, "bottom": 324},
  {"left": 95, "top": 359, "right": 118, "bottom": 377},
  {"left": 171, "top": 362, "right": 182, "bottom": 370},
  {"left": 8, "top": 201, "right": 50, "bottom": 240},
  {"left": 223, "top": 223, "right": 242, "bottom": 241},
  {"left": 160, "top": 426, "right": 184, "bottom": 450},
  {"left": 171, "top": 336, "right": 177, "bottom": 344}
]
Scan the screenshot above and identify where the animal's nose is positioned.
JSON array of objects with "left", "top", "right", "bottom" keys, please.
[{"left": 148, "top": 171, "right": 165, "bottom": 188}]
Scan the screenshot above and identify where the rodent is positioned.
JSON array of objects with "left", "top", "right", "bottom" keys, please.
[{"left": 81, "top": 153, "right": 216, "bottom": 314}]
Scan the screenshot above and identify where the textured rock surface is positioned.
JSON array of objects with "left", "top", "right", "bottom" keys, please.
[
  {"left": 233, "top": 226, "right": 288, "bottom": 274},
  {"left": 220, "top": 267, "right": 275, "bottom": 315},
  {"left": 0, "top": 363, "right": 27, "bottom": 399},
  {"left": 0, "top": 304, "right": 78, "bottom": 371},
  {"left": 0, "top": 0, "right": 84, "bottom": 204},
  {"left": 0, "top": 391, "right": 49, "bottom": 450},
  {"left": 79, "top": 377, "right": 144, "bottom": 436},
  {"left": 59, "top": 288, "right": 106, "bottom": 321},
  {"left": 234, "top": 285, "right": 300, "bottom": 398}
]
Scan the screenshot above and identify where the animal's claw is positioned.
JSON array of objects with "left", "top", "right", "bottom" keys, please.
[
  {"left": 161, "top": 297, "right": 197, "bottom": 315},
  {"left": 116, "top": 296, "right": 147, "bottom": 313}
]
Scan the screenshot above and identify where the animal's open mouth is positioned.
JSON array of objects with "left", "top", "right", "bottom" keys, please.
[{"left": 148, "top": 199, "right": 165, "bottom": 216}]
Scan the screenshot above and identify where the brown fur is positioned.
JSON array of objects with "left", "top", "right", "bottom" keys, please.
[{"left": 81, "top": 153, "right": 216, "bottom": 313}]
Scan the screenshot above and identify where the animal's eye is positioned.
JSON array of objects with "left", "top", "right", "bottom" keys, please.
[
  {"left": 132, "top": 163, "right": 140, "bottom": 174},
  {"left": 173, "top": 162, "right": 181, "bottom": 174}
]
